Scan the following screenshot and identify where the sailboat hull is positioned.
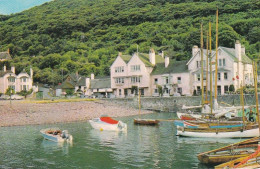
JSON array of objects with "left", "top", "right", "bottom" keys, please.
[{"left": 176, "top": 126, "right": 259, "bottom": 138}]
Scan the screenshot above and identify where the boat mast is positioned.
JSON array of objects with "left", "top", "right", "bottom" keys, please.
[
  {"left": 253, "top": 60, "right": 260, "bottom": 134},
  {"left": 206, "top": 31, "right": 209, "bottom": 104},
  {"left": 209, "top": 22, "right": 213, "bottom": 114},
  {"left": 200, "top": 23, "right": 204, "bottom": 106},
  {"left": 214, "top": 9, "right": 218, "bottom": 108}
]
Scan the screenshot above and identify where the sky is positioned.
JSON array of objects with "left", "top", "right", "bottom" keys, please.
[{"left": 0, "top": 0, "right": 52, "bottom": 15}]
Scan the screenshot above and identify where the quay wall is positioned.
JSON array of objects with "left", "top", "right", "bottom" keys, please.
[{"left": 104, "top": 94, "right": 258, "bottom": 112}]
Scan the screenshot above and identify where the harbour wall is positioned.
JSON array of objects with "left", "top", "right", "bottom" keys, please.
[{"left": 105, "top": 94, "right": 258, "bottom": 112}]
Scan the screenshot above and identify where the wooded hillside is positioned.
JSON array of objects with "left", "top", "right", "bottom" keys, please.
[{"left": 0, "top": 0, "right": 259, "bottom": 85}]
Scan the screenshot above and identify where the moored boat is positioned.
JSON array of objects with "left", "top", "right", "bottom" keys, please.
[
  {"left": 134, "top": 119, "right": 159, "bottom": 125},
  {"left": 40, "top": 128, "right": 73, "bottom": 143},
  {"left": 89, "top": 116, "right": 127, "bottom": 131},
  {"left": 197, "top": 137, "right": 259, "bottom": 164}
]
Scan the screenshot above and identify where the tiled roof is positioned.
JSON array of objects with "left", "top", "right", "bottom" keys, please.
[
  {"left": 90, "top": 77, "right": 111, "bottom": 89},
  {"left": 152, "top": 60, "right": 188, "bottom": 75}
]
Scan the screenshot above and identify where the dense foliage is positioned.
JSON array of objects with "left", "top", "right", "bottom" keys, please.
[{"left": 0, "top": 0, "right": 259, "bottom": 85}]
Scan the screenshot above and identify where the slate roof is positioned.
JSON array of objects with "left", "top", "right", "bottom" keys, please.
[
  {"left": 0, "top": 52, "right": 11, "bottom": 60},
  {"left": 0, "top": 70, "right": 13, "bottom": 77},
  {"left": 90, "top": 77, "right": 111, "bottom": 89},
  {"left": 219, "top": 47, "right": 252, "bottom": 64},
  {"left": 58, "top": 73, "right": 87, "bottom": 89},
  {"left": 152, "top": 60, "right": 188, "bottom": 75},
  {"left": 119, "top": 52, "right": 164, "bottom": 67}
]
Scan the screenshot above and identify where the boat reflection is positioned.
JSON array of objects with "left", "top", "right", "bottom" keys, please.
[{"left": 41, "top": 139, "right": 71, "bottom": 155}]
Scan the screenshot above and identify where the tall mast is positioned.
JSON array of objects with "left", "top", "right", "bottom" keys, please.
[
  {"left": 253, "top": 60, "right": 260, "bottom": 134},
  {"left": 206, "top": 31, "right": 209, "bottom": 103},
  {"left": 200, "top": 23, "right": 204, "bottom": 105},
  {"left": 214, "top": 9, "right": 219, "bottom": 100},
  {"left": 209, "top": 22, "right": 213, "bottom": 114}
]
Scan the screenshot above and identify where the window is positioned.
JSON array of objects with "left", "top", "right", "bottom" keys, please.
[
  {"left": 224, "top": 72, "right": 228, "bottom": 80},
  {"left": 224, "top": 85, "right": 229, "bottom": 93},
  {"left": 131, "top": 76, "right": 141, "bottom": 83},
  {"left": 115, "top": 66, "right": 124, "bottom": 73},
  {"left": 124, "top": 89, "right": 128, "bottom": 96},
  {"left": 217, "top": 86, "right": 221, "bottom": 95},
  {"left": 9, "top": 85, "right": 15, "bottom": 91},
  {"left": 177, "top": 77, "right": 181, "bottom": 84},
  {"left": 219, "top": 59, "right": 222, "bottom": 66},
  {"left": 115, "top": 78, "right": 124, "bottom": 84},
  {"left": 164, "top": 88, "right": 169, "bottom": 94},
  {"left": 119, "top": 89, "right": 121, "bottom": 95},
  {"left": 223, "top": 59, "right": 226, "bottom": 66},
  {"left": 130, "top": 65, "right": 140, "bottom": 72},
  {"left": 197, "top": 86, "right": 201, "bottom": 95},
  {"left": 23, "top": 85, "right": 27, "bottom": 90},
  {"left": 154, "top": 78, "right": 158, "bottom": 84},
  {"left": 177, "top": 88, "right": 182, "bottom": 95},
  {"left": 165, "top": 77, "right": 169, "bottom": 84},
  {"left": 8, "top": 77, "right": 15, "bottom": 82},
  {"left": 197, "top": 74, "right": 200, "bottom": 81},
  {"left": 23, "top": 78, "right": 27, "bottom": 82},
  {"left": 196, "top": 61, "right": 199, "bottom": 68},
  {"left": 154, "top": 89, "right": 158, "bottom": 93},
  {"left": 140, "top": 89, "right": 144, "bottom": 96},
  {"left": 218, "top": 73, "right": 221, "bottom": 80}
]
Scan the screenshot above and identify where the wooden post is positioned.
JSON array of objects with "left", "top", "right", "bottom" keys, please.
[
  {"left": 200, "top": 23, "right": 204, "bottom": 106},
  {"left": 209, "top": 22, "right": 213, "bottom": 114},
  {"left": 214, "top": 9, "right": 219, "bottom": 99}
]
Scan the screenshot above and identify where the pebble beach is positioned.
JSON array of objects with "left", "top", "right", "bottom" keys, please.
[{"left": 0, "top": 99, "right": 152, "bottom": 127}]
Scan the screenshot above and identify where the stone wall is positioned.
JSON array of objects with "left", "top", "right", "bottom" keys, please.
[{"left": 105, "top": 94, "right": 259, "bottom": 112}]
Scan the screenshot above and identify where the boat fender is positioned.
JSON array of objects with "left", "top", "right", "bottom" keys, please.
[{"left": 100, "top": 128, "right": 103, "bottom": 131}]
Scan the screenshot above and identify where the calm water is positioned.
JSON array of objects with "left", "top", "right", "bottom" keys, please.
[
  {"left": 0, "top": 0, "right": 52, "bottom": 15},
  {"left": 0, "top": 113, "right": 246, "bottom": 169}
]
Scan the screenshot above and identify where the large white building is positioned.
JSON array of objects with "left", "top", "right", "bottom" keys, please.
[
  {"left": 187, "top": 40, "right": 253, "bottom": 95},
  {"left": 0, "top": 66, "right": 33, "bottom": 94},
  {"left": 110, "top": 41, "right": 253, "bottom": 97}
]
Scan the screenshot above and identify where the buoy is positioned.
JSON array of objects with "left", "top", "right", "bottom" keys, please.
[{"left": 100, "top": 128, "right": 103, "bottom": 131}]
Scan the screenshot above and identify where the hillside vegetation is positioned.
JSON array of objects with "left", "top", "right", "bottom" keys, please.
[{"left": 0, "top": 0, "right": 259, "bottom": 85}]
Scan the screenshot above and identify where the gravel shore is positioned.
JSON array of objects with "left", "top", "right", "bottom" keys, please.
[{"left": 0, "top": 100, "right": 152, "bottom": 127}]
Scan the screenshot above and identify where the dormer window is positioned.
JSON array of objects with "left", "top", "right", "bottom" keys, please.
[{"left": 8, "top": 77, "right": 15, "bottom": 82}]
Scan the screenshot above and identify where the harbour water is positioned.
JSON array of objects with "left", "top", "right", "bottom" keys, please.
[{"left": 0, "top": 112, "right": 246, "bottom": 168}]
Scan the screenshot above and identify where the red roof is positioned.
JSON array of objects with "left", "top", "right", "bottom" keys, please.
[{"left": 100, "top": 117, "right": 118, "bottom": 124}]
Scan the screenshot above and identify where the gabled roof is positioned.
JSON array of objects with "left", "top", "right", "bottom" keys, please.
[
  {"left": 187, "top": 49, "right": 208, "bottom": 65},
  {"left": 152, "top": 60, "right": 188, "bottom": 75},
  {"left": 219, "top": 47, "right": 251, "bottom": 64},
  {"left": 0, "top": 70, "right": 13, "bottom": 77},
  {"left": 0, "top": 52, "right": 11, "bottom": 60},
  {"left": 59, "top": 81, "right": 75, "bottom": 89},
  {"left": 120, "top": 55, "right": 132, "bottom": 63},
  {"left": 90, "top": 77, "right": 111, "bottom": 89}
]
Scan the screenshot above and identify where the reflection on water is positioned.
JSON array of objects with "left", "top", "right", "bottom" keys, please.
[{"left": 0, "top": 112, "right": 246, "bottom": 168}]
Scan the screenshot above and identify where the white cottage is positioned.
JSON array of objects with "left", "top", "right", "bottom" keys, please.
[
  {"left": 187, "top": 40, "right": 252, "bottom": 95},
  {"left": 110, "top": 49, "right": 164, "bottom": 97}
]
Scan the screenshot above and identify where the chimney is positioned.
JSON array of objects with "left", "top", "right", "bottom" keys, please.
[
  {"left": 7, "top": 48, "right": 10, "bottom": 54},
  {"left": 30, "top": 67, "right": 33, "bottom": 80},
  {"left": 165, "top": 56, "right": 169, "bottom": 68},
  {"left": 192, "top": 45, "right": 199, "bottom": 57},
  {"left": 161, "top": 51, "right": 164, "bottom": 58},
  {"left": 11, "top": 66, "right": 15, "bottom": 74},
  {"left": 91, "top": 73, "right": 95, "bottom": 80},
  {"left": 3, "top": 65, "right": 6, "bottom": 72},
  {"left": 75, "top": 71, "right": 79, "bottom": 79},
  {"left": 241, "top": 45, "right": 245, "bottom": 55},
  {"left": 118, "top": 52, "right": 122, "bottom": 56},
  {"left": 235, "top": 40, "right": 241, "bottom": 62},
  {"left": 149, "top": 48, "right": 156, "bottom": 65}
]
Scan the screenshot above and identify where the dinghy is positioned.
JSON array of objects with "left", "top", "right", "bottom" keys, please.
[
  {"left": 89, "top": 116, "right": 127, "bottom": 131},
  {"left": 134, "top": 119, "right": 159, "bottom": 125},
  {"left": 40, "top": 128, "right": 73, "bottom": 143}
]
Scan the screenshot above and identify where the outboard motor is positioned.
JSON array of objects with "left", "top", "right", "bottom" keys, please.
[{"left": 62, "top": 130, "right": 69, "bottom": 139}]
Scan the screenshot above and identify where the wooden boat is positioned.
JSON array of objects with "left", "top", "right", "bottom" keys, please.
[
  {"left": 214, "top": 144, "right": 260, "bottom": 169},
  {"left": 40, "top": 128, "right": 73, "bottom": 143},
  {"left": 89, "top": 116, "right": 127, "bottom": 131},
  {"left": 176, "top": 123, "right": 259, "bottom": 138},
  {"left": 174, "top": 120, "right": 243, "bottom": 129},
  {"left": 197, "top": 137, "right": 259, "bottom": 164},
  {"left": 134, "top": 118, "right": 159, "bottom": 125}
]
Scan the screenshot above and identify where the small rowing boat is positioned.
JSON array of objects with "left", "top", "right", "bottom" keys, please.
[{"left": 134, "top": 119, "right": 159, "bottom": 125}]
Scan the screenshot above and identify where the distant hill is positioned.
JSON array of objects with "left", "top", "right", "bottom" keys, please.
[{"left": 0, "top": 0, "right": 259, "bottom": 85}]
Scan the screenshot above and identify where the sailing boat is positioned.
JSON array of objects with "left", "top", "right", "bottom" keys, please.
[
  {"left": 134, "top": 83, "right": 159, "bottom": 125},
  {"left": 197, "top": 58, "right": 260, "bottom": 165},
  {"left": 176, "top": 10, "right": 259, "bottom": 138}
]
